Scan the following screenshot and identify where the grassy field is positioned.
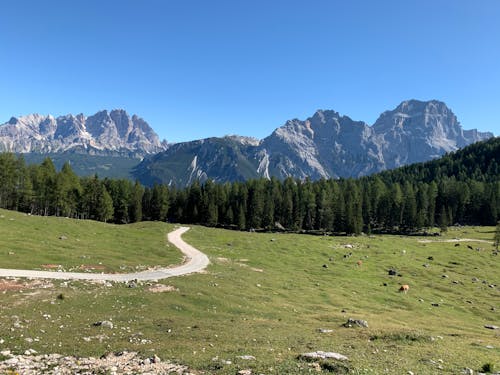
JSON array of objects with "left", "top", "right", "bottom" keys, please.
[
  {"left": 0, "top": 208, "right": 498, "bottom": 374},
  {"left": 0, "top": 209, "right": 182, "bottom": 272}
]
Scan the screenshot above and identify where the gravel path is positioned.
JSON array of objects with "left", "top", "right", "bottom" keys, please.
[
  {"left": 0, "top": 226, "right": 209, "bottom": 282},
  {"left": 418, "top": 238, "right": 493, "bottom": 244}
]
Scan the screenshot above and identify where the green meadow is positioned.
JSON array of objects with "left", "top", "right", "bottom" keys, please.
[{"left": 0, "top": 208, "right": 498, "bottom": 374}]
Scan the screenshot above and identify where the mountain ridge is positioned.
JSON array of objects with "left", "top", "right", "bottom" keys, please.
[
  {"left": 134, "top": 99, "right": 493, "bottom": 186},
  {"left": 1, "top": 100, "right": 494, "bottom": 185},
  {"left": 0, "top": 109, "right": 167, "bottom": 157}
]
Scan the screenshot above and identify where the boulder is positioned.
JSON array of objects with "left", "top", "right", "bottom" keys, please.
[
  {"left": 93, "top": 320, "right": 114, "bottom": 329},
  {"left": 343, "top": 318, "right": 368, "bottom": 328},
  {"left": 484, "top": 325, "right": 499, "bottom": 330},
  {"left": 299, "top": 351, "right": 349, "bottom": 361}
]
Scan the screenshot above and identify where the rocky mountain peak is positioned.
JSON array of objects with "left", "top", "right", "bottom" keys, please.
[
  {"left": 0, "top": 110, "right": 166, "bottom": 156},
  {"left": 134, "top": 99, "right": 494, "bottom": 186}
]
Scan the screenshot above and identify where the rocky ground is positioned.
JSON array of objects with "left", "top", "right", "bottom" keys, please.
[{"left": 0, "top": 349, "right": 192, "bottom": 374}]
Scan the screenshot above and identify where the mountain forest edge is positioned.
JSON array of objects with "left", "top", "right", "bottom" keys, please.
[{"left": 0, "top": 137, "right": 499, "bottom": 235}]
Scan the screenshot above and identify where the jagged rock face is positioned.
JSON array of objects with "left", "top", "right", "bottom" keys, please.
[
  {"left": 260, "top": 110, "right": 385, "bottom": 179},
  {"left": 372, "top": 100, "right": 486, "bottom": 169},
  {"left": 134, "top": 100, "right": 493, "bottom": 186},
  {"left": 0, "top": 110, "right": 166, "bottom": 156}
]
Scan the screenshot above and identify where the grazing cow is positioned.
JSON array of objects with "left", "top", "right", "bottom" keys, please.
[
  {"left": 399, "top": 284, "right": 410, "bottom": 293},
  {"left": 357, "top": 260, "right": 363, "bottom": 267}
]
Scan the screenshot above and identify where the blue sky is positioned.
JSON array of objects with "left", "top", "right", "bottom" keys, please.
[{"left": 1, "top": 1, "right": 499, "bottom": 142}]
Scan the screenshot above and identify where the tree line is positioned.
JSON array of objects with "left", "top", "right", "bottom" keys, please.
[{"left": 0, "top": 146, "right": 498, "bottom": 234}]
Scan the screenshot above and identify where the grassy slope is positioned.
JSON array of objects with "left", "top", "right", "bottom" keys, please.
[
  {"left": 0, "top": 209, "right": 182, "bottom": 272},
  {"left": 0, "top": 213, "right": 498, "bottom": 374}
]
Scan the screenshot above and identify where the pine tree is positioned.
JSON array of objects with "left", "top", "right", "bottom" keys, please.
[
  {"left": 494, "top": 221, "right": 500, "bottom": 251},
  {"left": 54, "top": 162, "right": 81, "bottom": 217},
  {"left": 129, "top": 181, "right": 144, "bottom": 223},
  {"left": 0, "top": 153, "right": 19, "bottom": 209},
  {"left": 97, "top": 186, "right": 114, "bottom": 223},
  {"left": 438, "top": 205, "right": 448, "bottom": 233}
]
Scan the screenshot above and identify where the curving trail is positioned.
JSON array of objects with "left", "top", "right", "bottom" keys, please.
[{"left": 0, "top": 226, "right": 209, "bottom": 282}]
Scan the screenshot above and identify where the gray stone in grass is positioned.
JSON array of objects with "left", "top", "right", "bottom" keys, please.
[
  {"left": 299, "top": 351, "right": 349, "bottom": 361},
  {"left": 93, "top": 320, "right": 114, "bottom": 329},
  {"left": 484, "top": 324, "right": 499, "bottom": 330},
  {"left": 343, "top": 318, "right": 368, "bottom": 328}
]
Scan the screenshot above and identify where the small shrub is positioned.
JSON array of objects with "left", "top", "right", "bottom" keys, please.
[
  {"left": 320, "top": 360, "right": 350, "bottom": 373},
  {"left": 482, "top": 363, "right": 495, "bottom": 373},
  {"left": 57, "top": 293, "right": 65, "bottom": 300}
]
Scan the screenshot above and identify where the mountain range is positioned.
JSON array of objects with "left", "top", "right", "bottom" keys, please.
[
  {"left": 0, "top": 100, "right": 494, "bottom": 185},
  {"left": 0, "top": 109, "right": 166, "bottom": 157},
  {"left": 134, "top": 100, "right": 493, "bottom": 186}
]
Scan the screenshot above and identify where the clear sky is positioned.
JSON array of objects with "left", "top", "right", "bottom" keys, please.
[{"left": 1, "top": 1, "right": 499, "bottom": 142}]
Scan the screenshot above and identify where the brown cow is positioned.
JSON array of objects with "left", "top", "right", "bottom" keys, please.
[{"left": 399, "top": 284, "right": 410, "bottom": 293}]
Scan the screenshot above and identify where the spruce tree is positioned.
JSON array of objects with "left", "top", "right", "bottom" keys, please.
[{"left": 494, "top": 221, "right": 500, "bottom": 251}]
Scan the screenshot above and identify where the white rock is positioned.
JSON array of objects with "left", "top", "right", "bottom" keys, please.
[
  {"left": 300, "top": 351, "right": 349, "bottom": 361},
  {"left": 237, "top": 355, "right": 256, "bottom": 360}
]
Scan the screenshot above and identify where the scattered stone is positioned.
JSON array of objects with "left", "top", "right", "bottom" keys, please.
[
  {"left": 93, "top": 320, "right": 114, "bottom": 329},
  {"left": 442, "top": 274, "right": 449, "bottom": 278},
  {"left": 147, "top": 284, "right": 179, "bottom": 293},
  {"left": 472, "top": 277, "right": 480, "bottom": 282},
  {"left": 0, "top": 351, "right": 189, "bottom": 373},
  {"left": 127, "top": 281, "right": 137, "bottom": 288},
  {"left": 299, "top": 351, "right": 349, "bottom": 361},
  {"left": 427, "top": 256, "right": 434, "bottom": 260},
  {"left": 318, "top": 328, "right": 333, "bottom": 333},
  {"left": 322, "top": 264, "right": 328, "bottom": 268},
  {"left": 237, "top": 355, "right": 256, "bottom": 360},
  {"left": 238, "top": 370, "right": 252, "bottom": 375},
  {"left": 423, "top": 263, "right": 430, "bottom": 268},
  {"left": 59, "top": 235, "right": 68, "bottom": 240},
  {"left": 431, "top": 303, "right": 440, "bottom": 307},
  {"left": 462, "top": 368, "right": 474, "bottom": 375},
  {"left": 484, "top": 325, "right": 499, "bottom": 330},
  {"left": 343, "top": 318, "right": 368, "bottom": 328}
]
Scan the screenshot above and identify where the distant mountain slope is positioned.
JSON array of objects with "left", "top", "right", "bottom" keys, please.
[
  {"left": 376, "top": 135, "right": 500, "bottom": 184},
  {"left": 134, "top": 136, "right": 261, "bottom": 186},
  {"left": 0, "top": 109, "right": 167, "bottom": 157},
  {"left": 23, "top": 152, "right": 141, "bottom": 180},
  {"left": 135, "top": 100, "right": 493, "bottom": 186}
]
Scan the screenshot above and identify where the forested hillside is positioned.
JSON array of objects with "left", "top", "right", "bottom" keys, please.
[{"left": 0, "top": 137, "right": 498, "bottom": 234}]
